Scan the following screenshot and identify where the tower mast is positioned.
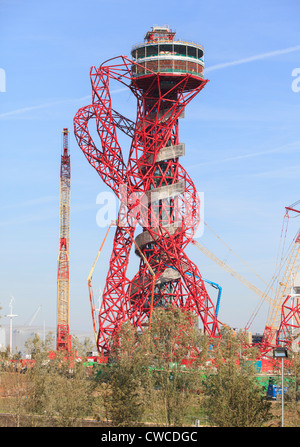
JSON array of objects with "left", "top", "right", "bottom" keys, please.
[{"left": 56, "top": 128, "right": 71, "bottom": 351}]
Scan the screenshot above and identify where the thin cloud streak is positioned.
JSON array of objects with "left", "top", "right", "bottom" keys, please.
[
  {"left": 188, "top": 141, "right": 300, "bottom": 169},
  {"left": 2, "top": 44, "right": 299, "bottom": 118},
  {"left": 0, "top": 195, "right": 58, "bottom": 211},
  {"left": 206, "top": 45, "right": 300, "bottom": 72},
  {"left": 248, "top": 164, "right": 300, "bottom": 180},
  {"left": 0, "top": 87, "right": 127, "bottom": 119},
  {"left": 0, "top": 96, "right": 91, "bottom": 119}
]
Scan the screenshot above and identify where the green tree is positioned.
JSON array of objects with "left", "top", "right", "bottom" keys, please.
[
  {"left": 100, "top": 323, "right": 149, "bottom": 426},
  {"left": 24, "top": 331, "right": 55, "bottom": 361},
  {"left": 280, "top": 347, "right": 300, "bottom": 426},
  {"left": 145, "top": 307, "right": 207, "bottom": 426},
  {"left": 35, "top": 369, "right": 94, "bottom": 426},
  {"left": 71, "top": 335, "right": 95, "bottom": 358},
  {"left": 203, "top": 329, "right": 271, "bottom": 427},
  {"left": 25, "top": 334, "right": 96, "bottom": 426},
  {"left": 0, "top": 371, "right": 29, "bottom": 426}
]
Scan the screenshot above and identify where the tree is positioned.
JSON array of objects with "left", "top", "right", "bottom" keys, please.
[
  {"left": 24, "top": 332, "right": 55, "bottom": 361},
  {"left": 145, "top": 307, "right": 207, "bottom": 426},
  {"left": 0, "top": 370, "right": 29, "bottom": 427},
  {"left": 33, "top": 368, "right": 94, "bottom": 427},
  {"left": 95, "top": 308, "right": 210, "bottom": 426},
  {"left": 281, "top": 347, "right": 300, "bottom": 426},
  {"left": 203, "top": 328, "right": 272, "bottom": 427},
  {"left": 25, "top": 334, "right": 96, "bottom": 426},
  {"left": 71, "top": 335, "right": 94, "bottom": 358},
  {"left": 99, "top": 323, "right": 149, "bottom": 426}
]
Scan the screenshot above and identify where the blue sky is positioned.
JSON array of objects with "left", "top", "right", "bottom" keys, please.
[{"left": 0, "top": 0, "right": 299, "bottom": 339}]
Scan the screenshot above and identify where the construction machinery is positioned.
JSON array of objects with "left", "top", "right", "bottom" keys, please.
[
  {"left": 191, "top": 239, "right": 273, "bottom": 307},
  {"left": 192, "top": 209, "right": 300, "bottom": 357},
  {"left": 192, "top": 202, "right": 300, "bottom": 358},
  {"left": 26, "top": 305, "right": 42, "bottom": 327},
  {"left": 260, "top": 231, "right": 300, "bottom": 354},
  {"left": 56, "top": 128, "right": 71, "bottom": 352},
  {"left": 203, "top": 279, "right": 222, "bottom": 319},
  {"left": 87, "top": 221, "right": 116, "bottom": 346},
  {"left": 260, "top": 203, "right": 300, "bottom": 355}
]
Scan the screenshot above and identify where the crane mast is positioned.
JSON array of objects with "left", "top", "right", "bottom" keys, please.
[
  {"left": 87, "top": 221, "right": 115, "bottom": 346},
  {"left": 57, "top": 128, "right": 71, "bottom": 351},
  {"left": 191, "top": 239, "right": 273, "bottom": 306},
  {"left": 257, "top": 203, "right": 300, "bottom": 356},
  {"left": 266, "top": 231, "right": 300, "bottom": 332}
]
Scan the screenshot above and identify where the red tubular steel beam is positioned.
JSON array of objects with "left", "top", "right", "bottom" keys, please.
[
  {"left": 286, "top": 207, "right": 300, "bottom": 214},
  {"left": 277, "top": 295, "right": 300, "bottom": 348}
]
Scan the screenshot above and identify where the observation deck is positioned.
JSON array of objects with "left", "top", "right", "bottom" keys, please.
[{"left": 131, "top": 25, "right": 205, "bottom": 87}]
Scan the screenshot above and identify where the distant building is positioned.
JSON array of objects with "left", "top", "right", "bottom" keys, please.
[
  {"left": 0, "top": 325, "right": 94, "bottom": 356},
  {"left": 252, "top": 333, "right": 264, "bottom": 345}
]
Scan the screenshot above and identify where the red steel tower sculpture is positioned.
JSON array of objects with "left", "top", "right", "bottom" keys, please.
[{"left": 74, "top": 26, "right": 220, "bottom": 355}]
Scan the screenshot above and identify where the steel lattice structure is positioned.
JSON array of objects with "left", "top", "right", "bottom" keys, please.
[
  {"left": 74, "top": 27, "right": 220, "bottom": 355},
  {"left": 277, "top": 295, "right": 300, "bottom": 348},
  {"left": 259, "top": 230, "right": 300, "bottom": 357},
  {"left": 57, "top": 128, "right": 72, "bottom": 351}
]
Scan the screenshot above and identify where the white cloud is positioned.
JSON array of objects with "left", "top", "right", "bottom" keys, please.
[
  {"left": 206, "top": 45, "right": 300, "bottom": 72},
  {"left": 0, "top": 87, "right": 127, "bottom": 119},
  {"left": 187, "top": 141, "right": 300, "bottom": 169},
  {"left": 2, "top": 43, "right": 299, "bottom": 119},
  {"left": 249, "top": 164, "right": 300, "bottom": 180},
  {"left": 0, "top": 96, "right": 91, "bottom": 119}
]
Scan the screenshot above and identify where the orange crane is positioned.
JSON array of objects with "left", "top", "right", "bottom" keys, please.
[
  {"left": 260, "top": 203, "right": 300, "bottom": 354},
  {"left": 263, "top": 231, "right": 300, "bottom": 343},
  {"left": 56, "top": 128, "right": 72, "bottom": 351},
  {"left": 87, "top": 221, "right": 116, "bottom": 346},
  {"left": 87, "top": 221, "right": 158, "bottom": 350},
  {"left": 192, "top": 210, "right": 300, "bottom": 357}
]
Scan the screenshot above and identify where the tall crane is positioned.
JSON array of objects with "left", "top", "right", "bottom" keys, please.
[
  {"left": 56, "top": 128, "right": 71, "bottom": 352},
  {"left": 87, "top": 221, "right": 116, "bottom": 346},
  {"left": 262, "top": 232, "right": 300, "bottom": 343},
  {"left": 260, "top": 203, "right": 300, "bottom": 354},
  {"left": 26, "top": 305, "right": 42, "bottom": 326},
  {"left": 191, "top": 226, "right": 300, "bottom": 356},
  {"left": 191, "top": 239, "right": 273, "bottom": 307}
]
